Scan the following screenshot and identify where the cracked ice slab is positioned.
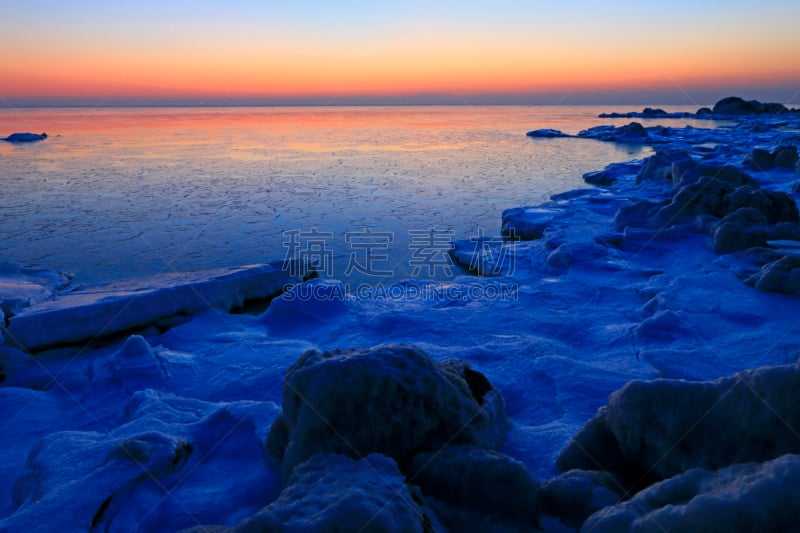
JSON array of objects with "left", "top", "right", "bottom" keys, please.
[{"left": 6, "top": 262, "right": 304, "bottom": 351}]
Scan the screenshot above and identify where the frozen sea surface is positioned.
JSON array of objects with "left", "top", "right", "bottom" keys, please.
[
  {"left": 0, "top": 105, "right": 720, "bottom": 283},
  {"left": 1, "top": 102, "right": 800, "bottom": 531}
]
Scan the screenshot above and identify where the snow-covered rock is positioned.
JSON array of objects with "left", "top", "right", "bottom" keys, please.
[
  {"left": 599, "top": 107, "right": 671, "bottom": 119},
  {"left": 558, "top": 363, "right": 800, "bottom": 486},
  {"left": 7, "top": 262, "right": 305, "bottom": 351},
  {"left": 614, "top": 174, "right": 798, "bottom": 233},
  {"left": 501, "top": 207, "right": 563, "bottom": 240},
  {"left": 267, "top": 344, "right": 509, "bottom": 477},
  {"left": 744, "top": 145, "right": 799, "bottom": 170},
  {"left": 583, "top": 454, "right": 800, "bottom": 532},
  {"left": 578, "top": 122, "right": 651, "bottom": 143},
  {"left": 635, "top": 148, "right": 691, "bottom": 184},
  {"left": 214, "top": 453, "right": 435, "bottom": 533},
  {"left": 526, "top": 128, "right": 569, "bottom": 138},
  {"left": 712, "top": 96, "right": 789, "bottom": 115},
  {"left": 3, "top": 387, "right": 283, "bottom": 532},
  {"left": 408, "top": 444, "right": 542, "bottom": 531},
  {"left": 712, "top": 209, "right": 800, "bottom": 253},
  {"left": 746, "top": 254, "right": 800, "bottom": 296},
  {"left": 540, "top": 469, "right": 623, "bottom": 529},
  {"left": 583, "top": 161, "right": 641, "bottom": 187},
  {"left": 93, "top": 335, "right": 169, "bottom": 393}
]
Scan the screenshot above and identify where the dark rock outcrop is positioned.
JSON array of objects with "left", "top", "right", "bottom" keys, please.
[
  {"left": 744, "top": 145, "right": 799, "bottom": 170},
  {"left": 267, "top": 344, "right": 509, "bottom": 477},
  {"left": 712, "top": 208, "right": 800, "bottom": 253},
  {"left": 226, "top": 454, "right": 434, "bottom": 533},
  {"left": 579, "top": 122, "right": 650, "bottom": 143},
  {"left": 408, "top": 445, "right": 542, "bottom": 531},
  {"left": 557, "top": 363, "right": 800, "bottom": 486},
  {"left": 501, "top": 207, "right": 562, "bottom": 240},
  {"left": 583, "top": 454, "right": 800, "bottom": 532},
  {"left": 2, "top": 132, "right": 47, "bottom": 142},
  {"left": 635, "top": 149, "right": 691, "bottom": 184},
  {"left": 615, "top": 172, "right": 798, "bottom": 233},
  {"left": 712, "top": 96, "right": 789, "bottom": 115},
  {"left": 526, "top": 128, "right": 569, "bottom": 138},
  {"left": 540, "top": 469, "right": 623, "bottom": 529},
  {"left": 746, "top": 254, "right": 800, "bottom": 296}
]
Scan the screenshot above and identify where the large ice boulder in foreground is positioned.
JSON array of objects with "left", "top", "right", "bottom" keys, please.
[
  {"left": 540, "top": 469, "right": 623, "bottom": 529},
  {"left": 216, "top": 453, "right": 435, "bottom": 533},
  {"left": 558, "top": 363, "right": 800, "bottom": 487},
  {"left": 3, "top": 388, "right": 283, "bottom": 532},
  {"left": 583, "top": 454, "right": 800, "bottom": 532},
  {"left": 267, "top": 344, "right": 509, "bottom": 477},
  {"left": 408, "top": 444, "right": 542, "bottom": 531}
]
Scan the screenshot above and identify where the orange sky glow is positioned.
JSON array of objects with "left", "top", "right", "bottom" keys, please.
[{"left": 2, "top": 1, "right": 799, "bottom": 105}]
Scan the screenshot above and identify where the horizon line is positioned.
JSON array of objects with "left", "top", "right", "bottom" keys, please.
[{"left": 3, "top": 88, "right": 797, "bottom": 109}]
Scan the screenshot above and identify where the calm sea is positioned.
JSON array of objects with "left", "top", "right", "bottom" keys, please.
[{"left": 0, "top": 105, "right": 710, "bottom": 284}]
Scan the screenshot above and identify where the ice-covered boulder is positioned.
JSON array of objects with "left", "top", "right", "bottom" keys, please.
[
  {"left": 774, "top": 145, "right": 799, "bottom": 168},
  {"left": 408, "top": 445, "right": 542, "bottom": 531},
  {"left": 3, "top": 389, "right": 283, "bottom": 531},
  {"left": 6, "top": 430, "right": 193, "bottom": 531},
  {"left": 635, "top": 149, "right": 691, "bottom": 184},
  {"left": 712, "top": 208, "right": 800, "bottom": 253},
  {"left": 92, "top": 335, "right": 169, "bottom": 393},
  {"left": 267, "top": 344, "right": 509, "bottom": 477},
  {"left": 540, "top": 469, "right": 623, "bottom": 529},
  {"left": 599, "top": 108, "right": 697, "bottom": 119},
  {"left": 1, "top": 132, "right": 47, "bottom": 142},
  {"left": 259, "top": 278, "right": 349, "bottom": 331},
  {"left": 744, "top": 145, "right": 799, "bottom": 170},
  {"left": 583, "top": 162, "right": 641, "bottom": 186},
  {"left": 671, "top": 163, "right": 757, "bottom": 190},
  {"left": 220, "top": 453, "right": 435, "bottom": 533},
  {"left": 557, "top": 363, "right": 800, "bottom": 486},
  {"left": 583, "top": 169, "right": 619, "bottom": 186},
  {"left": 712, "top": 96, "right": 789, "bottom": 115},
  {"left": 745, "top": 254, "right": 800, "bottom": 296},
  {"left": 7, "top": 262, "right": 305, "bottom": 351},
  {"left": 620, "top": 176, "right": 799, "bottom": 231},
  {"left": 501, "top": 206, "right": 562, "bottom": 240},
  {"left": 616, "top": 170, "right": 769, "bottom": 231},
  {"left": 526, "top": 128, "right": 569, "bottom": 138},
  {"left": 583, "top": 454, "right": 800, "bottom": 532},
  {"left": 578, "top": 122, "right": 651, "bottom": 143}
]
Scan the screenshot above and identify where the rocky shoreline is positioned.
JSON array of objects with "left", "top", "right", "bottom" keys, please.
[{"left": 1, "top": 97, "right": 799, "bottom": 531}]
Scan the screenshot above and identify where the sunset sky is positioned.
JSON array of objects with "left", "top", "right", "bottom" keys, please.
[{"left": 2, "top": 0, "right": 799, "bottom": 106}]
